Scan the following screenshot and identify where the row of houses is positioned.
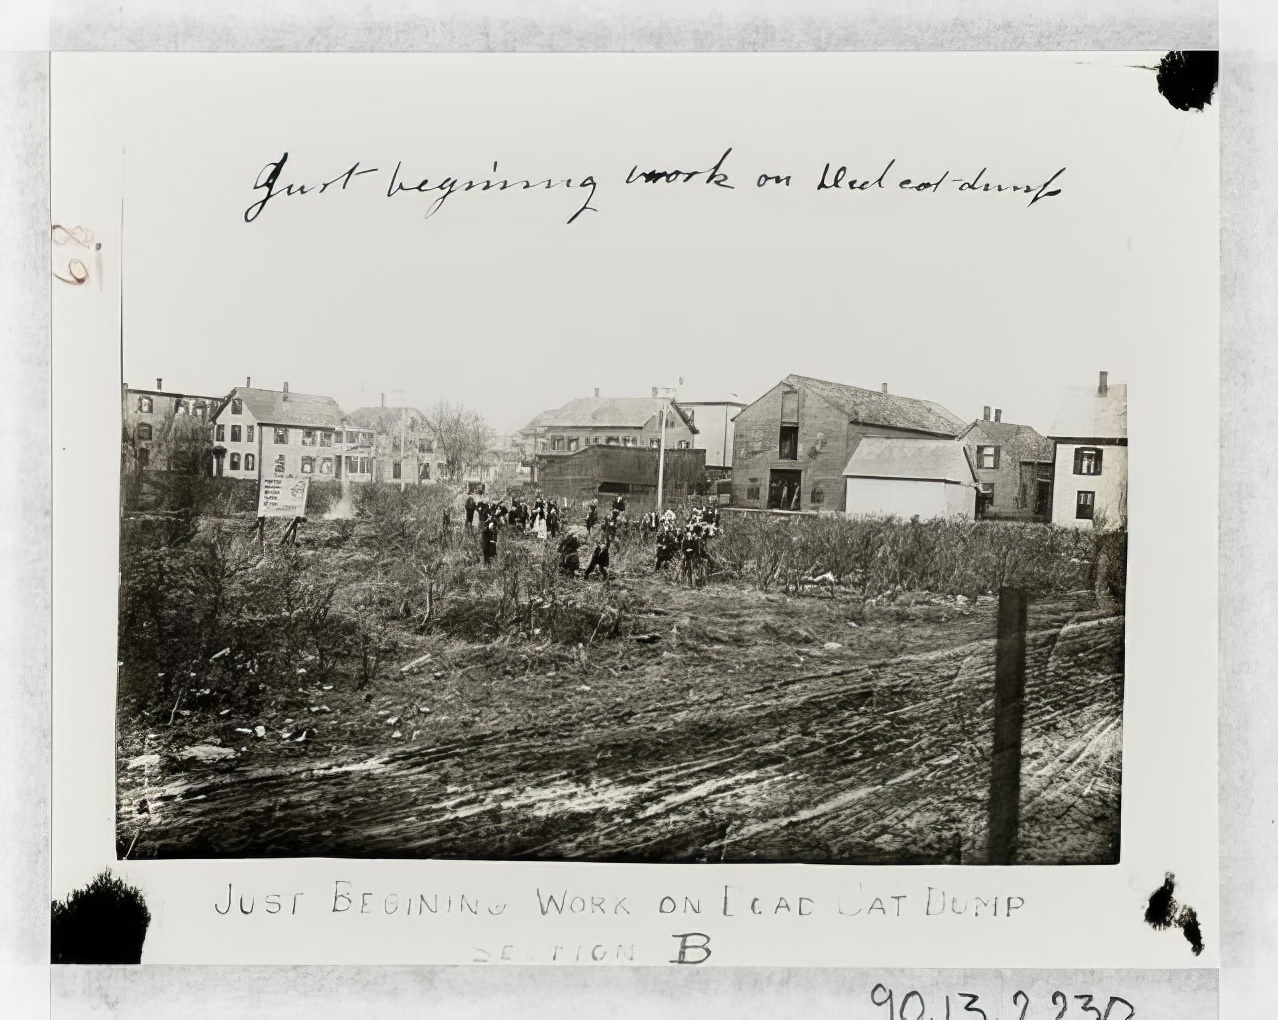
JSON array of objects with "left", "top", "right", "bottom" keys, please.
[
  {"left": 517, "top": 371, "right": 1126, "bottom": 529},
  {"left": 122, "top": 378, "right": 524, "bottom": 488},
  {"left": 122, "top": 367, "right": 1127, "bottom": 529}
]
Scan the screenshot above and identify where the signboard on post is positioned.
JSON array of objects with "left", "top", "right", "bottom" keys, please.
[{"left": 257, "top": 473, "right": 310, "bottom": 518}]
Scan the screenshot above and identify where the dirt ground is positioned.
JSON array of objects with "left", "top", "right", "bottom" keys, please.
[{"left": 116, "top": 569, "right": 1122, "bottom": 865}]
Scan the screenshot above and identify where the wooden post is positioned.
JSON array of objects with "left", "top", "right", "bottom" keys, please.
[{"left": 988, "top": 586, "right": 1027, "bottom": 865}]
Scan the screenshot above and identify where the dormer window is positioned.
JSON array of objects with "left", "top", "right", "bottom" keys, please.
[
  {"left": 137, "top": 396, "right": 153, "bottom": 413},
  {"left": 231, "top": 398, "right": 243, "bottom": 415}
]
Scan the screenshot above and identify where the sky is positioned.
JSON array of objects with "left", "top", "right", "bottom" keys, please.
[{"left": 54, "top": 52, "right": 1217, "bottom": 436}]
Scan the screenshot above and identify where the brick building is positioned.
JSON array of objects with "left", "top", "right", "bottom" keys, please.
[
  {"left": 957, "top": 408, "right": 1055, "bottom": 520},
  {"left": 731, "top": 374, "right": 965, "bottom": 512},
  {"left": 123, "top": 378, "right": 224, "bottom": 471}
]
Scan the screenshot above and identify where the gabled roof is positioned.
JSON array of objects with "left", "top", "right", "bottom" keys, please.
[
  {"left": 786, "top": 374, "right": 965, "bottom": 436},
  {"left": 958, "top": 419, "right": 1055, "bottom": 461},
  {"left": 1048, "top": 383, "right": 1128, "bottom": 440},
  {"left": 228, "top": 387, "right": 345, "bottom": 429},
  {"left": 843, "top": 437, "right": 977, "bottom": 484},
  {"left": 521, "top": 396, "right": 698, "bottom": 434},
  {"left": 344, "top": 406, "right": 431, "bottom": 432}
]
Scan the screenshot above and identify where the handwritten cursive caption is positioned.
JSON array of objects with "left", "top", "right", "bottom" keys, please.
[{"left": 242, "top": 150, "right": 1067, "bottom": 226}]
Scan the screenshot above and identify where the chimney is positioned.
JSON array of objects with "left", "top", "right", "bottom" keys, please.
[
  {"left": 994, "top": 408, "right": 1002, "bottom": 422},
  {"left": 983, "top": 405, "right": 991, "bottom": 421},
  {"left": 881, "top": 383, "right": 888, "bottom": 394},
  {"left": 282, "top": 381, "right": 289, "bottom": 401},
  {"left": 652, "top": 386, "right": 658, "bottom": 397},
  {"left": 1098, "top": 370, "right": 1109, "bottom": 396},
  {"left": 594, "top": 387, "right": 600, "bottom": 398},
  {"left": 246, "top": 376, "right": 251, "bottom": 387},
  {"left": 380, "top": 392, "right": 385, "bottom": 408},
  {"left": 156, "top": 377, "right": 163, "bottom": 390}
]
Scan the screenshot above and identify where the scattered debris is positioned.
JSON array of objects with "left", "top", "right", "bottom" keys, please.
[
  {"left": 399, "top": 653, "right": 433, "bottom": 674},
  {"left": 633, "top": 633, "right": 661, "bottom": 644},
  {"left": 823, "top": 641, "right": 844, "bottom": 651},
  {"left": 391, "top": 730, "right": 403, "bottom": 739},
  {"left": 254, "top": 725, "right": 266, "bottom": 738},
  {"left": 176, "top": 744, "right": 236, "bottom": 763},
  {"left": 209, "top": 648, "right": 230, "bottom": 661},
  {"left": 126, "top": 753, "right": 160, "bottom": 770}
]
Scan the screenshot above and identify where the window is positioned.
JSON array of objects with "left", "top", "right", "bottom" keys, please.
[
  {"left": 1076, "top": 490, "right": 1096, "bottom": 520},
  {"left": 591, "top": 436, "right": 601, "bottom": 445},
  {"left": 344, "top": 430, "right": 356, "bottom": 444},
  {"left": 137, "top": 396, "right": 153, "bottom": 413},
  {"left": 300, "top": 456, "right": 315, "bottom": 474},
  {"left": 551, "top": 437, "right": 565, "bottom": 451},
  {"left": 231, "top": 398, "right": 242, "bottom": 415},
  {"left": 320, "top": 457, "right": 333, "bottom": 474},
  {"left": 274, "top": 427, "right": 288, "bottom": 444},
  {"left": 677, "top": 440, "right": 691, "bottom": 449},
  {"left": 420, "top": 462, "right": 431, "bottom": 480},
  {"left": 621, "top": 436, "right": 637, "bottom": 447},
  {"left": 746, "top": 484, "right": 761, "bottom": 500},
  {"left": 359, "top": 457, "right": 370, "bottom": 474},
  {"left": 193, "top": 404, "right": 206, "bottom": 419},
  {"left": 274, "top": 454, "right": 286, "bottom": 474},
  {"left": 320, "top": 431, "right": 332, "bottom": 447},
  {"left": 174, "top": 399, "right": 187, "bottom": 414},
  {"left": 606, "top": 436, "right": 620, "bottom": 445},
  {"left": 136, "top": 423, "right": 152, "bottom": 441},
  {"left": 302, "top": 430, "right": 317, "bottom": 446},
  {"left": 649, "top": 438, "right": 659, "bottom": 449},
  {"left": 345, "top": 456, "right": 356, "bottom": 474},
  {"left": 216, "top": 423, "right": 225, "bottom": 441},
  {"left": 1073, "top": 447, "right": 1103, "bottom": 475},
  {"left": 247, "top": 425, "right": 254, "bottom": 442},
  {"left": 230, "top": 424, "right": 242, "bottom": 442},
  {"left": 780, "top": 389, "right": 799, "bottom": 423},
  {"left": 392, "top": 435, "right": 401, "bottom": 451},
  {"left": 137, "top": 448, "right": 150, "bottom": 467},
  {"left": 230, "top": 453, "right": 241, "bottom": 470},
  {"left": 977, "top": 445, "right": 1000, "bottom": 470},
  {"left": 773, "top": 422, "right": 800, "bottom": 460},
  {"left": 811, "top": 487, "right": 825, "bottom": 504},
  {"left": 244, "top": 453, "right": 255, "bottom": 471},
  {"left": 392, "top": 461, "right": 402, "bottom": 479},
  {"left": 567, "top": 437, "right": 579, "bottom": 452},
  {"left": 421, "top": 438, "right": 434, "bottom": 453}
]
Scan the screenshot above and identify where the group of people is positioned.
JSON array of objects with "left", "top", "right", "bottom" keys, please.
[
  {"left": 465, "top": 488, "right": 722, "bottom": 584},
  {"left": 653, "top": 504, "right": 721, "bottom": 585},
  {"left": 465, "top": 492, "right": 565, "bottom": 562}
]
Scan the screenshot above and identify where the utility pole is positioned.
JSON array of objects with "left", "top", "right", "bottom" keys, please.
[{"left": 655, "top": 378, "right": 682, "bottom": 512}]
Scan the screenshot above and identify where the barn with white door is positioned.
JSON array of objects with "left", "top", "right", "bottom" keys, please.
[{"left": 842, "top": 438, "right": 978, "bottom": 519}]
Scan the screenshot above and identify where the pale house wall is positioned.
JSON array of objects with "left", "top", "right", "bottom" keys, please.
[{"left": 1051, "top": 442, "right": 1127, "bottom": 529}]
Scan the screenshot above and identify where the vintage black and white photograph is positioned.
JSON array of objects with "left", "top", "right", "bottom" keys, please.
[{"left": 46, "top": 51, "right": 1216, "bottom": 883}]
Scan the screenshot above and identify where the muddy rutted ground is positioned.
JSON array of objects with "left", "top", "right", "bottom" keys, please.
[{"left": 117, "top": 581, "right": 1121, "bottom": 864}]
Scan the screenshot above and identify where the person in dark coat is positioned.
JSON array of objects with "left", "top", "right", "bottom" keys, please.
[
  {"left": 612, "top": 494, "right": 626, "bottom": 516},
  {"left": 585, "top": 500, "right": 599, "bottom": 533},
  {"left": 557, "top": 531, "right": 581, "bottom": 576},
  {"left": 481, "top": 517, "right": 498, "bottom": 565},
  {"left": 465, "top": 494, "right": 476, "bottom": 527},
  {"left": 583, "top": 537, "right": 611, "bottom": 581},
  {"left": 546, "top": 502, "right": 561, "bottom": 537}
]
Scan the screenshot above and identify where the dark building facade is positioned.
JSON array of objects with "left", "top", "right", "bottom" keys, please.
[{"left": 535, "top": 446, "right": 707, "bottom": 514}]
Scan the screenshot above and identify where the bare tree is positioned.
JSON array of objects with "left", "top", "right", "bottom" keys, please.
[{"left": 422, "top": 399, "right": 496, "bottom": 483}]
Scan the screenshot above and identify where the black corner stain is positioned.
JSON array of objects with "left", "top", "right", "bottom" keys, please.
[
  {"left": 1144, "top": 872, "right": 1205, "bottom": 957},
  {"left": 51, "top": 870, "right": 151, "bottom": 964},
  {"left": 1144, "top": 871, "right": 1178, "bottom": 929},
  {"left": 1156, "top": 50, "right": 1219, "bottom": 112}
]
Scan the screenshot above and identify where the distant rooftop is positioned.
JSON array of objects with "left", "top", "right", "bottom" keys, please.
[
  {"left": 521, "top": 395, "right": 698, "bottom": 434},
  {"left": 229, "top": 386, "right": 345, "bottom": 430},
  {"left": 786, "top": 374, "right": 965, "bottom": 437}
]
